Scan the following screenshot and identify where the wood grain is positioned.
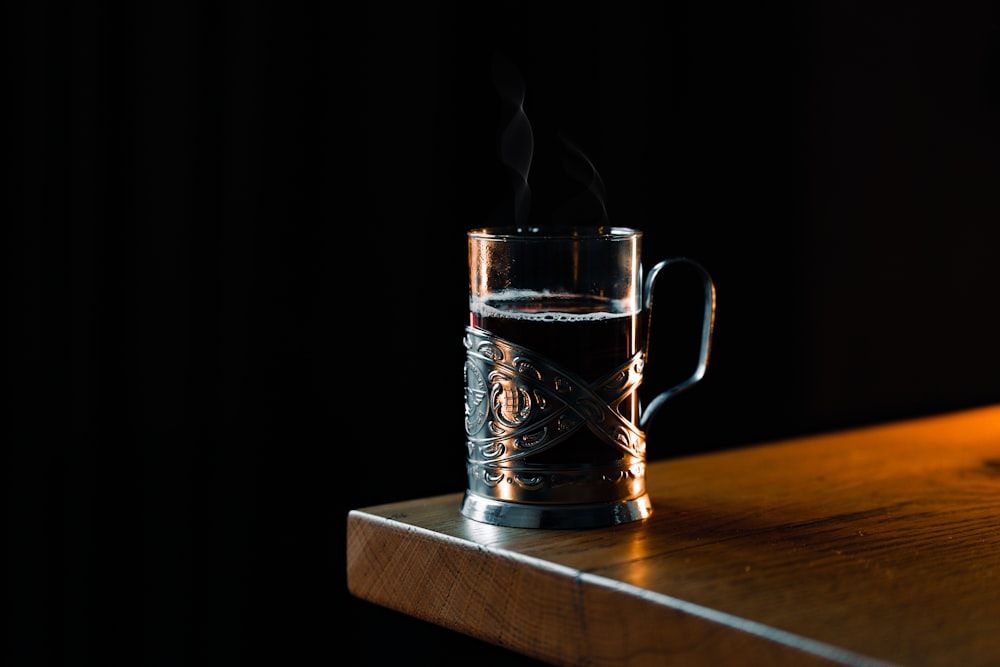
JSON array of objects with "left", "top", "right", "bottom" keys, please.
[{"left": 347, "top": 405, "right": 1000, "bottom": 666}]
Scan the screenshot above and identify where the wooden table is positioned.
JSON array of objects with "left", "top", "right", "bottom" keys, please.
[{"left": 347, "top": 405, "right": 1000, "bottom": 666}]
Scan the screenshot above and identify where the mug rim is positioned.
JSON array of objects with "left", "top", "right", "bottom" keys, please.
[{"left": 468, "top": 225, "right": 641, "bottom": 240}]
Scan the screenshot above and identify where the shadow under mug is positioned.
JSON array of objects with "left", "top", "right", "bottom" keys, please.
[{"left": 462, "top": 226, "right": 715, "bottom": 529}]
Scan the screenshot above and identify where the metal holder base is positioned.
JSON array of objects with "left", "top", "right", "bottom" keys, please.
[{"left": 460, "top": 492, "right": 652, "bottom": 529}]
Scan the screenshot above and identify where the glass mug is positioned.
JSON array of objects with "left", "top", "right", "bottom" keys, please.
[{"left": 462, "top": 226, "right": 715, "bottom": 529}]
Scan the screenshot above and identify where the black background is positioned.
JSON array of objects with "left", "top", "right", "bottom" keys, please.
[{"left": 7, "top": 2, "right": 1000, "bottom": 665}]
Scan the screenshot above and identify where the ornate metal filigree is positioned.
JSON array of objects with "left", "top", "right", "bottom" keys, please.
[
  {"left": 463, "top": 325, "right": 647, "bottom": 505},
  {"left": 464, "top": 325, "right": 644, "bottom": 460}
]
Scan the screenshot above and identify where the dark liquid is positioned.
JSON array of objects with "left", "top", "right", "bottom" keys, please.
[{"left": 469, "top": 295, "right": 643, "bottom": 465}]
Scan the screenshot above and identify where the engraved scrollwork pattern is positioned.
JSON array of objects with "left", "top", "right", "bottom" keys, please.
[
  {"left": 464, "top": 325, "right": 644, "bottom": 460},
  {"left": 464, "top": 325, "right": 648, "bottom": 504}
]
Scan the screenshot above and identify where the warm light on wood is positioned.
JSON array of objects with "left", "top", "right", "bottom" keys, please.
[{"left": 347, "top": 405, "right": 1000, "bottom": 666}]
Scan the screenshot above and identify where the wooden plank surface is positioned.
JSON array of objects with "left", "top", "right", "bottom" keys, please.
[{"left": 347, "top": 405, "right": 1000, "bottom": 666}]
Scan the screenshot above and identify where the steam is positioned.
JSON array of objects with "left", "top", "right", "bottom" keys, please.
[
  {"left": 492, "top": 53, "right": 534, "bottom": 227},
  {"left": 559, "top": 135, "right": 610, "bottom": 226},
  {"left": 491, "top": 54, "right": 610, "bottom": 228}
]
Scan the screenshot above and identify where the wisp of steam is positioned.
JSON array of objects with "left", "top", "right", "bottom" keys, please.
[
  {"left": 492, "top": 53, "right": 534, "bottom": 227},
  {"left": 491, "top": 54, "right": 610, "bottom": 229}
]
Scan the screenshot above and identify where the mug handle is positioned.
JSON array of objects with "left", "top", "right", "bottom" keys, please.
[{"left": 638, "top": 258, "right": 716, "bottom": 431}]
